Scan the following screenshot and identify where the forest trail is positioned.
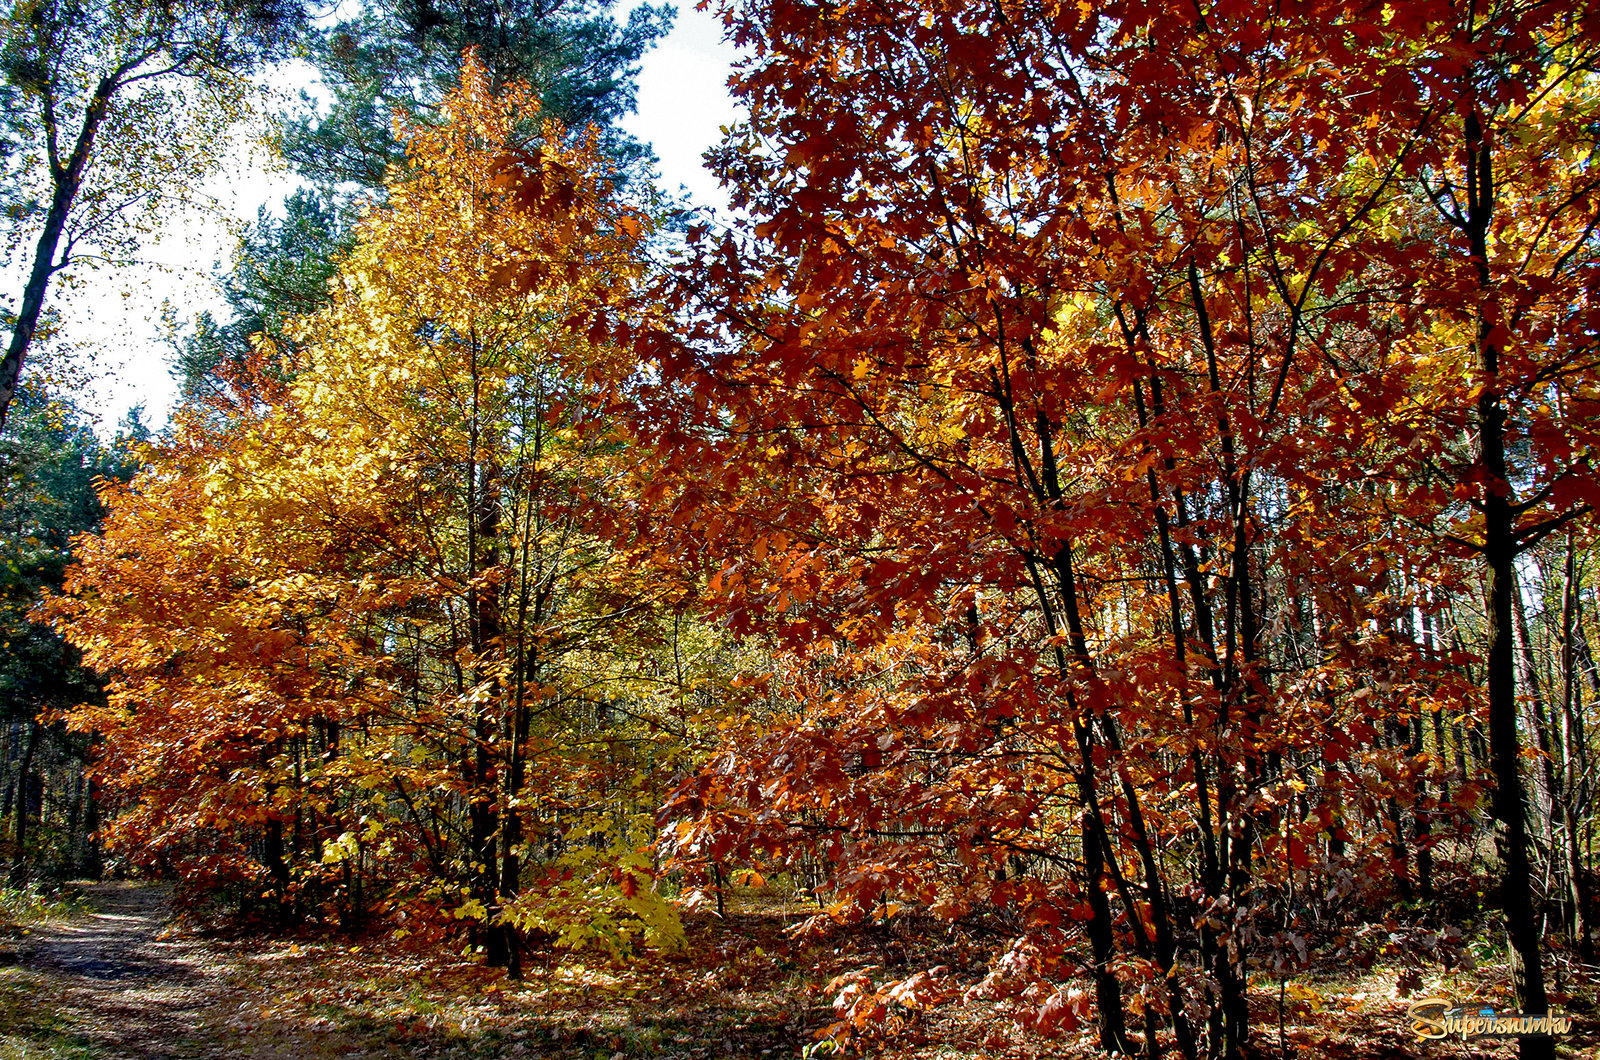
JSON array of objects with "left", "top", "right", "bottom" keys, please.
[
  {"left": 3, "top": 882, "right": 814, "bottom": 1060},
  {"left": 7, "top": 881, "right": 228, "bottom": 1058},
  {"left": 5, "top": 880, "right": 386, "bottom": 1059},
  {"left": 5, "top": 881, "right": 492, "bottom": 1059}
]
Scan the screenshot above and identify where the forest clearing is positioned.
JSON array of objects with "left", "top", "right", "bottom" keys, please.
[{"left": 3, "top": 0, "right": 1599, "bottom": 1057}]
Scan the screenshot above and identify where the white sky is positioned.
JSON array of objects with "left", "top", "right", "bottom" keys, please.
[{"left": 65, "top": 2, "right": 745, "bottom": 432}]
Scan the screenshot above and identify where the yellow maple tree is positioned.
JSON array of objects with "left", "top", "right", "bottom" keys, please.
[{"left": 48, "top": 54, "right": 706, "bottom": 972}]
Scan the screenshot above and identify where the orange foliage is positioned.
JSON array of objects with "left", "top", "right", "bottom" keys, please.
[
  {"left": 629, "top": 0, "right": 1599, "bottom": 1054},
  {"left": 45, "top": 54, "right": 690, "bottom": 965}
]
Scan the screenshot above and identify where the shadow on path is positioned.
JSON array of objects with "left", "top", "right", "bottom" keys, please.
[{"left": 16, "top": 882, "right": 227, "bottom": 1059}]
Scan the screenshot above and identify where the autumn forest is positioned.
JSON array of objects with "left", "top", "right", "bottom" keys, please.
[{"left": 1, "top": 0, "right": 1598, "bottom": 1057}]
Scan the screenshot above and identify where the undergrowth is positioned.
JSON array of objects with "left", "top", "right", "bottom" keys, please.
[{"left": 0, "top": 885, "right": 84, "bottom": 928}]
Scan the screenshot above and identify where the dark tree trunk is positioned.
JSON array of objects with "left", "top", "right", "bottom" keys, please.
[
  {"left": 264, "top": 817, "right": 293, "bottom": 927},
  {"left": 81, "top": 771, "right": 101, "bottom": 879},
  {"left": 1559, "top": 541, "right": 1593, "bottom": 957},
  {"left": 1411, "top": 713, "right": 1434, "bottom": 899},
  {"left": 1484, "top": 481, "right": 1551, "bottom": 1054},
  {"left": 1193, "top": 259, "right": 1256, "bottom": 1060},
  {"left": 8, "top": 720, "right": 39, "bottom": 886},
  {"left": 465, "top": 356, "right": 513, "bottom": 973},
  {"left": 0, "top": 76, "right": 118, "bottom": 437},
  {"left": 1460, "top": 100, "right": 1552, "bottom": 1057},
  {"left": 1384, "top": 719, "right": 1416, "bottom": 900}
]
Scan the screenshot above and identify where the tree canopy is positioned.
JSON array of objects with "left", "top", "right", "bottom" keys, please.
[{"left": 171, "top": 0, "right": 673, "bottom": 415}]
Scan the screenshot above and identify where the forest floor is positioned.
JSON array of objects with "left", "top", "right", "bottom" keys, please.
[{"left": 0, "top": 882, "right": 1595, "bottom": 1059}]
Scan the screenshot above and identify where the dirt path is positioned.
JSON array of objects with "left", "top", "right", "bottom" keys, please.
[
  {"left": 4, "top": 883, "right": 813, "bottom": 1060},
  {"left": 7, "top": 882, "right": 441, "bottom": 1060},
  {"left": 8, "top": 882, "right": 240, "bottom": 1059}
]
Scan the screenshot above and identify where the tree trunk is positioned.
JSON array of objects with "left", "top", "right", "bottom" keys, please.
[
  {"left": 1513, "top": 572, "right": 1574, "bottom": 935},
  {"left": 1, "top": 76, "right": 118, "bottom": 436},
  {"left": 81, "top": 771, "right": 101, "bottom": 879},
  {"left": 1406, "top": 714, "right": 1434, "bottom": 899},
  {"left": 465, "top": 353, "right": 512, "bottom": 972},
  {"left": 1384, "top": 719, "right": 1416, "bottom": 900},
  {"left": 1513, "top": 578, "right": 1560, "bottom": 831},
  {"left": 1484, "top": 483, "right": 1551, "bottom": 1054},
  {"left": 264, "top": 817, "right": 293, "bottom": 927},
  {"left": 9, "top": 720, "right": 39, "bottom": 886},
  {"left": 1559, "top": 537, "right": 1593, "bottom": 957},
  {"left": 1463, "top": 100, "right": 1552, "bottom": 1056}
]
